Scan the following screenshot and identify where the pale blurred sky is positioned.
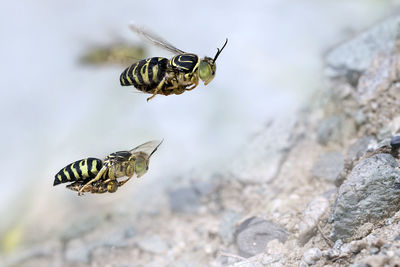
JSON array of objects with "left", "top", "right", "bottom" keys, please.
[{"left": 0, "top": 0, "right": 399, "bottom": 215}]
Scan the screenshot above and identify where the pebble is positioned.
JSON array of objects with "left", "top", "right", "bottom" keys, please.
[
  {"left": 303, "top": 248, "right": 322, "bottom": 265},
  {"left": 316, "top": 116, "right": 344, "bottom": 145},
  {"left": 298, "top": 195, "right": 330, "bottom": 245},
  {"left": 312, "top": 151, "right": 344, "bottom": 184},
  {"left": 235, "top": 217, "right": 288, "bottom": 257},
  {"left": 219, "top": 210, "right": 242, "bottom": 244}
]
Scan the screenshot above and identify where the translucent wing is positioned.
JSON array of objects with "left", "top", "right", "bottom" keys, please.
[
  {"left": 129, "top": 23, "right": 185, "bottom": 55},
  {"left": 129, "top": 140, "right": 163, "bottom": 157}
]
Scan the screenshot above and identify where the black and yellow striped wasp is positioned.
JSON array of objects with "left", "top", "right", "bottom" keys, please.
[
  {"left": 120, "top": 24, "right": 228, "bottom": 101},
  {"left": 53, "top": 140, "right": 162, "bottom": 195}
]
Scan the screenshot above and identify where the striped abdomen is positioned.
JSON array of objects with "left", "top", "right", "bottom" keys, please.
[
  {"left": 120, "top": 57, "right": 168, "bottom": 92},
  {"left": 169, "top": 53, "right": 199, "bottom": 74},
  {"left": 53, "top": 158, "right": 103, "bottom": 186}
]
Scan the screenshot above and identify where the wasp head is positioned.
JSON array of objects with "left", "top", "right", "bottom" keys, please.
[
  {"left": 198, "top": 39, "right": 228, "bottom": 85},
  {"left": 134, "top": 152, "right": 150, "bottom": 178}
]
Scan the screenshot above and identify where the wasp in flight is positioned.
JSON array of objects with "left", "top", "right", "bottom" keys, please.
[
  {"left": 53, "top": 140, "right": 162, "bottom": 195},
  {"left": 120, "top": 24, "right": 228, "bottom": 101}
]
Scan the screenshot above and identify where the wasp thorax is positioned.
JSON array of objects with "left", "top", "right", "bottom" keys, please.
[{"left": 199, "top": 57, "right": 216, "bottom": 85}]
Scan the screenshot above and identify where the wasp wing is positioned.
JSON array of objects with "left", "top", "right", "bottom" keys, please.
[
  {"left": 129, "top": 23, "right": 186, "bottom": 55},
  {"left": 129, "top": 140, "right": 163, "bottom": 157}
]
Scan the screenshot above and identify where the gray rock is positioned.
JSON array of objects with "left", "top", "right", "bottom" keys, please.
[
  {"left": 137, "top": 235, "right": 168, "bottom": 254},
  {"left": 330, "top": 154, "right": 400, "bottom": 241},
  {"left": 298, "top": 195, "right": 331, "bottom": 245},
  {"left": 325, "top": 16, "right": 400, "bottom": 79},
  {"left": 168, "top": 187, "right": 201, "bottom": 214},
  {"left": 231, "top": 114, "right": 297, "bottom": 183},
  {"left": 303, "top": 248, "right": 322, "bottom": 265},
  {"left": 356, "top": 53, "right": 392, "bottom": 104},
  {"left": 346, "top": 136, "right": 376, "bottom": 162},
  {"left": 316, "top": 115, "right": 345, "bottom": 145},
  {"left": 312, "top": 151, "right": 344, "bottom": 183},
  {"left": 219, "top": 210, "right": 242, "bottom": 244},
  {"left": 235, "top": 217, "right": 288, "bottom": 257}
]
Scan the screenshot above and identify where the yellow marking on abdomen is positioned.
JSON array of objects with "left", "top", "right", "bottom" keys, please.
[
  {"left": 63, "top": 168, "right": 71, "bottom": 180},
  {"left": 70, "top": 163, "right": 80, "bottom": 179},
  {"left": 91, "top": 160, "right": 99, "bottom": 174},
  {"left": 132, "top": 63, "right": 140, "bottom": 84},
  {"left": 152, "top": 64, "right": 158, "bottom": 82},
  {"left": 79, "top": 159, "right": 89, "bottom": 177},
  {"left": 125, "top": 64, "right": 135, "bottom": 84},
  {"left": 57, "top": 174, "right": 62, "bottom": 182},
  {"left": 141, "top": 59, "right": 151, "bottom": 84}
]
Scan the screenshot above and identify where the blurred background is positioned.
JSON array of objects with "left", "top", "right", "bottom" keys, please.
[{"left": 1, "top": 0, "right": 399, "bottom": 260}]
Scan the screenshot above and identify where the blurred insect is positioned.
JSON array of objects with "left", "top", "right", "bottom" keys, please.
[
  {"left": 80, "top": 43, "right": 146, "bottom": 66},
  {"left": 120, "top": 24, "right": 228, "bottom": 101},
  {"left": 53, "top": 140, "right": 162, "bottom": 195}
]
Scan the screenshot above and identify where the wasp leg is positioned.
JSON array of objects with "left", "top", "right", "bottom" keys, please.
[
  {"left": 78, "top": 168, "right": 107, "bottom": 195},
  {"left": 66, "top": 182, "right": 84, "bottom": 192},
  {"left": 101, "top": 177, "right": 132, "bottom": 188},
  {"left": 186, "top": 76, "right": 199, "bottom": 91},
  {"left": 117, "top": 177, "right": 132, "bottom": 187},
  {"left": 147, "top": 78, "right": 167, "bottom": 101}
]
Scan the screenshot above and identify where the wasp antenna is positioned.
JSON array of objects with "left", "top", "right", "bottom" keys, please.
[{"left": 213, "top": 38, "right": 228, "bottom": 62}]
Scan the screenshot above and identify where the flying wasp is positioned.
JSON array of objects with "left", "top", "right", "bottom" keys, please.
[
  {"left": 53, "top": 140, "right": 162, "bottom": 195},
  {"left": 120, "top": 24, "right": 228, "bottom": 101}
]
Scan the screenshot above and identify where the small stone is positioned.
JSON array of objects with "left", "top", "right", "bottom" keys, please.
[
  {"left": 303, "top": 248, "right": 322, "bottom": 265},
  {"left": 330, "top": 154, "right": 400, "bottom": 241},
  {"left": 369, "top": 247, "right": 380, "bottom": 255},
  {"left": 137, "top": 235, "right": 168, "bottom": 254},
  {"left": 353, "top": 110, "right": 367, "bottom": 126},
  {"left": 235, "top": 217, "right": 288, "bottom": 257},
  {"left": 312, "top": 151, "right": 344, "bottom": 183},
  {"left": 340, "top": 240, "right": 367, "bottom": 255},
  {"left": 324, "top": 248, "right": 340, "bottom": 260},
  {"left": 316, "top": 116, "right": 344, "bottom": 145},
  {"left": 298, "top": 195, "right": 330, "bottom": 245},
  {"left": 219, "top": 210, "right": 242, "bottom": 244},
  {"left": 168, "top": 187, "right": 201, "bottom": 214}
]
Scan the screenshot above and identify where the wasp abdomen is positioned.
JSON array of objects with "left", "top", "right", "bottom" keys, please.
[
  {"left": 120, "top": 57, "right": 168, "bottom": 91},
  {"left": 170, "top": 54, "right": 199, "bottom": 73},
  {"left": 53, "top": 158, "right": 102, "bottom": 186}
]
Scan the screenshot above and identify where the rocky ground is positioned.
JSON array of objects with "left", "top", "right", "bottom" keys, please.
[{"left": 3, "top": 15, "right": 400, "bottom": 267}]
